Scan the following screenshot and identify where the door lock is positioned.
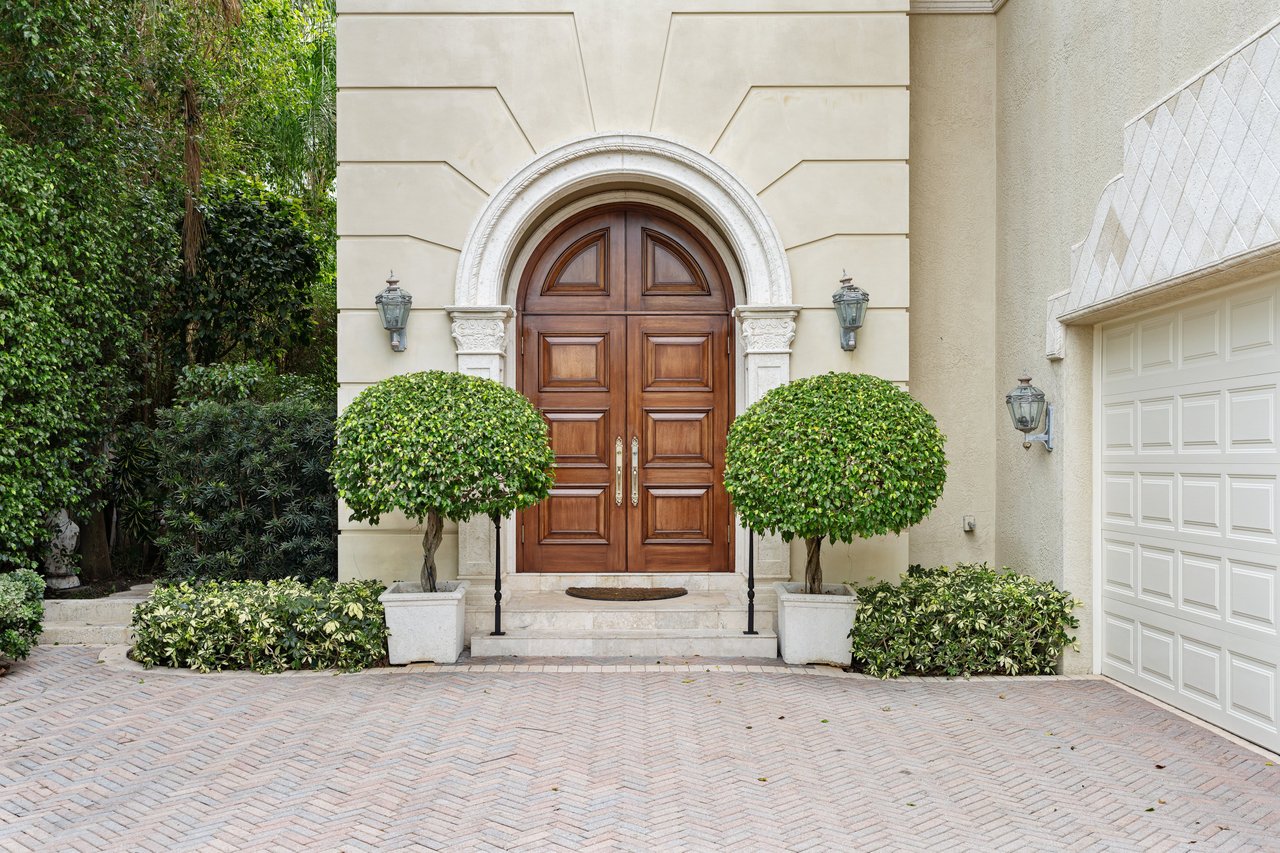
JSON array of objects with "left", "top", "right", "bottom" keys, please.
[
  {"left": 630, "top": 436, "right": 639, "bottom": 506},
  {"left": 614, "top": 437, "right": 624, "bottom": 506}
]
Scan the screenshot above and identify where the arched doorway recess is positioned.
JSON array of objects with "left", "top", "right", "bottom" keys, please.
[{"left": 446, "top": 133, "right": 797, "bottom": 581}]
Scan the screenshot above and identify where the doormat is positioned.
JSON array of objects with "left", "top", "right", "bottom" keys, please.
[{"left": 565, "top": 587, "right": 688, "bottom": 602}]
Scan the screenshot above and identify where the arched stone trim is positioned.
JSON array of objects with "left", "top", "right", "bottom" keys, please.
[
  {"left": 452, "top": 133, "right": 792, "bottom": 310},
  {"left": 447, "top": 133, "right": 796, "bottom": 582},
  {"left": 1047, "top": 20, "right": 1280, "bottom": 357}
]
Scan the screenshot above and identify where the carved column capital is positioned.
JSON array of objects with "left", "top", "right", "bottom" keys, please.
[
  {"left": 733, "top": 305, "right": 800, "bottom": 354},
  {"left": 446, "top": 305, "right": 514, "bottom": 356}
]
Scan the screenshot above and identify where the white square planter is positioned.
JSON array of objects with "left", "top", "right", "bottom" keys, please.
[
  {"left": 774, "top": 582, "right": 858, "bottom": 666},
  {"left": 380, "top": 580, "right": 469, "bottom": 665}
]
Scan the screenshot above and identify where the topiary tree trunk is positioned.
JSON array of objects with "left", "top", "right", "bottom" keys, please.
[
  {"left": 804, "top": 536, "right": 823, "bottom": 595},
  {"left": 420, "top": 509, "right": 443, "bottom": 593}
]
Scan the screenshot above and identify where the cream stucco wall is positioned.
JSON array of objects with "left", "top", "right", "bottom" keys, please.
[
  {"left": 907, "top": 13, "right": 998, "bottom": 570},
  {"left": 993, "top": 1, "right": 1280, "bottom": 671},
  {"left": 335, "top": 0, "right": 914, "bottom": 587}
]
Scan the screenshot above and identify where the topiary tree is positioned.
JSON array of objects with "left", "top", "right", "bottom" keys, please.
[
  {"left": 724, "top": 372, "right": 947, "bottom": 595},
  {"left": 332, "top": 371, "right": 555, "bottom": 592}
]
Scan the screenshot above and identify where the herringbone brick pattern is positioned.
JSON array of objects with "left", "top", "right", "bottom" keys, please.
[{"left": 2, "top": 647, "right": 1278, "bottom": 851}]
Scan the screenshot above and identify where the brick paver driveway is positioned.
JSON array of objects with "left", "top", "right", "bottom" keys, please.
[{"left": 2, "top": 647, "right": 1279, "bottom": 851}]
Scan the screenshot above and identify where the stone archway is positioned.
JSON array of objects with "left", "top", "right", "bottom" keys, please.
[{"left": 446, "top": 133, "right": 798, "bottom": 580}]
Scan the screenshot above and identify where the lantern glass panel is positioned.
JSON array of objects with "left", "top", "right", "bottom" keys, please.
[
  {"left": 1005, "top": 377, "right": 1046, "bottom": 434},
  {"left": 1007, "top": 396, "right": 1044, "bottom": 433},
  {"left": 376, "top": 289, "right": 411, "bottom": 332}
]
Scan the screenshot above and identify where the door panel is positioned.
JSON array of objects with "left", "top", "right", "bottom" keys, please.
[
  {"left": 521, "top": 210, "right": 627, "bottom": 315},
  {"left": 518, "top": 204, "right": 732, "bottom": 573},
  {"left": 626, "top": 209, "right": 730, "bottom": 313},
  {"left": 627, "top": 314, "right": 731, "bottom": 572},
  {"left": 520, "top": 314, "right": 627, "bottom": 573}
]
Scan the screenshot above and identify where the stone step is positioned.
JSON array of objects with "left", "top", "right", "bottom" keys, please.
[
  {"left": 38, "top": 584, "right": 151, "bottom": 645},
  {"left": 42, "top": 597, "right": 140, "bottom": 624},
  {"left": 469, "top": 627, "right": 779, "bottom": 659},
  {"left": 468, "top": 590, "right": 774, "bottom": 633},
  {"left": 39, "top": 622, "right": 133, "bottom": 645}
]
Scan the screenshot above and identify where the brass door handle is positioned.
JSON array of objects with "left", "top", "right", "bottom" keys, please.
[
  {"left": 630, "top": 436, "right": 639, "bottom": 506},
  {"left": 614, "top": 437, "right": 624, "bottom": 506}
]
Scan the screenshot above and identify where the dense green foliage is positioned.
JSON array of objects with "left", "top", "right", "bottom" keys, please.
[
  {"left": 131, "top": 578, "right": 387, "bottom": 673},
  {"left": 850, "top": 564, "right": 1080, "bottom": 678},
  {"left": 154, "top": 376, "right": 336, "bottom": 582},
  {"left": 724, "top": 372, "right": 947, "bottom": 592},
  {"left": 725, "top": 373, "right": 948, "bottom": 543},
  {"left": 0, "top": 136, "right": 136, "bottom": 568},
  {"left": 0, "top": 568, "right": 45, "bottom": 664},
  {"left": 333, "top": 372, "right": 555, "bottom": 590},
  {"left": 0, "top": 0, "right": 337, "bottom": 575},
  {"left": 334, "top": 372, "right": 557, "bottom": 525},
  {"left": 171, "top": 177, "right": 320, "bottom": 365}
]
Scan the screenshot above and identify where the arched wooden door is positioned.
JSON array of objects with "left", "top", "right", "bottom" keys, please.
[{"left": 517, "top": 204, "right": 734, "bottom": 573}]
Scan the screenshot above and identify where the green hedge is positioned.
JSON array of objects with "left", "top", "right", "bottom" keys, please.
[
  {"left": 0, "top": 568, "right": 44, "bottom": 663},
  {"left": 155, "top": 389, "right": 337, "bottom": 582},
  {"left": 131, "top": 579, "right": 387, "bottom": 673},
  {"left": 850, "top": 564, "right": 1079, "bottom": 678}
]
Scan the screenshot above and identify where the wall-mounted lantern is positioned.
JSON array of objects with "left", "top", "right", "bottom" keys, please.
[
  {"left": 1006, "top": 373, "right": 1053, "bottom": 451},
  {"left": 376, "top": 271, "right": 412, "bottom": 352},
  {"left": 831, "top": 271, "right": 870, "bottom": 351}
]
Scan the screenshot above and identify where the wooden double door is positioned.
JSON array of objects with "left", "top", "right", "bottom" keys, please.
[{"left": 518, "top": 205, "right": 733, "bottom": 573}]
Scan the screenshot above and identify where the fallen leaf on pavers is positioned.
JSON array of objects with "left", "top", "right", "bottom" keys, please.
[
  {"left": 757, "top": 778, "right": 767, "bottom": 782},
  {"left": 745, "top": 726, "right": 752, "bottom": 729},
  {"left": 907, "top": 803, "right": 916, "bottom": 808},
  {"left": 551, "top": 787, "right": 558, "bottom": 792},
  {"left": 820, "top": 719, "right": 829, "bottom": 723},
  {"left": 1265, "top": 762, "right": 1274, "bottom": 767},
  {"left": 881, "top": 706, "right": 891, "bottom": 712},
  {"left": 1045, "top": 731, "right": 1054, "bottom": 736},
  {"left": 998, "top": 694, "right": 1006, "bottom": 700},
  {"left": 1158, "top": 799, "right": 1166, "bottom": 805},
  {"left": 681, "top": 679, "right": 695, "bottom": 684},
  {"left": 1145, "top": 808, "right": 1155, "bottom": 813},
  {"left": 779, "top": 716, "right": 785, "bottom": 719},
  {"left": 1155, "top": 764, "right": 1166, "bottom": 769}
]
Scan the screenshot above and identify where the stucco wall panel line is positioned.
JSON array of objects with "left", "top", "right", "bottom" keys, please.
[
  {"left": 338, "top": 87, "right": 537, "bottom": 153},
  {"left": 757, "top": 159, "right": 913, "bottom": 195},
  {"left": 337, "top": 161, "right": 491, "bottom": 195}
]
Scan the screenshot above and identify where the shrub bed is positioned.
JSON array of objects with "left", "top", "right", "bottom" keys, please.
[
  {"left": 850, "top": 563, "right": 1079, "bottom": 678},
  {"left": 0, "top": 568, "right": 44, "bottom": 665},
  {"left": 131, "top": 578, "right": 387, "bottom": 673},
  {"left": 154, "top": 387, "right": 337, "bottom": 583}
]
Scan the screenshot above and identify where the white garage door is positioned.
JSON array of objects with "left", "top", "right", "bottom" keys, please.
[{"left": 1100, "top": 277, "right": 1280, "bottom": 752}]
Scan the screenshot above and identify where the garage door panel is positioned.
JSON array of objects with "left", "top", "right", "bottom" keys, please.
[
  {"left": 1101, "top": 278, "right": 1280, "bottom": 752},
  {"left": 1102, "top": 532, "right": 1278, "bottom": 637},
  {"left": 1227, "top": 385, "right": 1277, "bottom": 451},
  {"left": 1101, "top": 352, "right": 1279, "bottom": 398},
  {"left": 1102, "top": 597, "right": 1280, "bottom": 742},
  {"left": 1227, "top": 289, "right": 1277, "bottom": 357}
]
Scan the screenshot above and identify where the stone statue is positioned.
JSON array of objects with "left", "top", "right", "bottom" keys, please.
[{"left": 44, "top": 510, "right": 81, "bottom": 590}]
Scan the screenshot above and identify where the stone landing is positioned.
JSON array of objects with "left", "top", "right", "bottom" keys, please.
[{"left": 466, "top": 578, "right": 779, "bottom": 658}]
